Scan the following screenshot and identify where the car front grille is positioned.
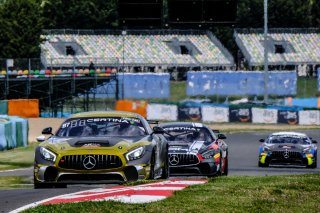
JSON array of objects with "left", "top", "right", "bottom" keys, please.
[
  {"left": 271, "top": 151, "right": 302, "bottom": 159},
  {"left": 168, "top": 153, "right": 199, "bottom": 166},
  {"left": 58, "top": 155, "right": 122, "bottom": 170}
]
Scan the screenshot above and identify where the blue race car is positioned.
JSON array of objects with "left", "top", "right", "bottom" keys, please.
[{"left": 258, "top": 132, "right": 317, "bottom": 168}]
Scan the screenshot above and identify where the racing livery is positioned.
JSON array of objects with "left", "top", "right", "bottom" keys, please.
[
  {"left": 34, "top": 111, "right": 169, "bottom": 188},
  {"left": 258, "top": 132, "right": 317, "bottom": 168},
  {"left": 160, "top": 122, "right": 228, "bottom": 176}
]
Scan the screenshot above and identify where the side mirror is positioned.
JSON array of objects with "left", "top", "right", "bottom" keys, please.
[
  {"left": 42, "top": 127, "right": 53, "bottom": 135},
  {"left": 312, "top": 140, "right": 317, "bottom": 144},
  {"left": 217, "top": 133, "right": 226, "bottom": 139},
  {"left": 36, "top": 135, "right": 46, "bottom": 142},
  {"left": 152, "top": 126, "right": 165, "bottom": 134},
  {"left": 259, "top": 139, "right": 265, "bottom": 143}
]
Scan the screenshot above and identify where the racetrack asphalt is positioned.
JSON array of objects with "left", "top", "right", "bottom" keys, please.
[{"left": 1, "top": 130, "right": 319, "bottom": 213}]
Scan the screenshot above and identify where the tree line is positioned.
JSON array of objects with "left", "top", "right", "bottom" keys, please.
[{"left": 0, "top": 0, "right": 318, "bottom": 58}]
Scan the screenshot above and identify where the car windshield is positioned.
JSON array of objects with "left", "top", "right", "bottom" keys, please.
[
  {"left": 56, "top": 117, "right": 147, "bottom": 137},
  {"left": 268, "top": 136, "right": 311, "bottom": 145},
  {"left": 163, "top": 126, "right": 212, "bottom": 143}
]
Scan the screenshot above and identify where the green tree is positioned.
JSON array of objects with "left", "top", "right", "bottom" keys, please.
[
  {"left": 41, "top": 0, "right": 117, "bottom": 29},
  {"left": 0, "top": 0, "right": 43, "bottom": 58}
]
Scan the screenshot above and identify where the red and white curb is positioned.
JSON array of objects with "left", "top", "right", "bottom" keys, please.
[{"left": 10, "top": 179, "right": 207, "bottom": 213}]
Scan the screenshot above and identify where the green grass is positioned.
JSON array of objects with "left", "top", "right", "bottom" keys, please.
[
  {"left": 296, "top": 77, "right": 318, "bottom": 98},
  {"left": 0, "top": 143, "right": 37, "bottom": 171},
  {"left": 23, "top": 174, "right": 320, "bottom": 213},
  {"left": 0, "top": 176, "right": 32, "bottom": 189}
]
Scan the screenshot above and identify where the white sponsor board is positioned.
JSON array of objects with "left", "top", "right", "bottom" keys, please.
[
  {"left": 299, "top": 110, "right": 320, "bottom": 125},
  {"left": 252, "top": 108, "right": 278, "bottom": 124},
  {"left": 147, "top": 104, "right": 178, "bottom": 121},
  {"left": 201, "top": 106, "right": 229, "bottom": 123}
]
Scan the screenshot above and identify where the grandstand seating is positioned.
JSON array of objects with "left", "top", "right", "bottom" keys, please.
[
  {"left": 40, "top": 31, "right": 234, "bottom": 68},
  {"left": 235, "top": 30, "right": 320, "bottom": 66}
]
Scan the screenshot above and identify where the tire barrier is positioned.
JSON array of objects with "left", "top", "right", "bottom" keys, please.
[{"left": 0, "top": 116, "right": 28, "bottom": 151}]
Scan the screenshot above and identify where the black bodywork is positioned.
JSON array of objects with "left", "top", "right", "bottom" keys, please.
[{"left": 160, "top": 122, "right": 228, "bottom": 176}]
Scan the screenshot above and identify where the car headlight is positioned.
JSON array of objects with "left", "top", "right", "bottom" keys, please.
[
  {"left": 40, "top": 147, "right": 56, "bottom": 162},
  {"left": 126, "top": 147, "right": 145, "bottom": 161},
  {"left": 201, "top": 149, "right": 216, "bottom": 159},
  {"left": 303, "top": 147, "right": 312, "bottom": 153},
  {"left": 263, "top": 146, "right": 271, "bottom": 152}
]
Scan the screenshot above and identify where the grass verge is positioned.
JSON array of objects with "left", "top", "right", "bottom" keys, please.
[
  {"left": 0, "top": 176, "right": 32, "bottom": 189},
  {"left": 0, "top": 143, "right": 37, "bottom": 171},
  {"left": 23, "top": 174, "right": 320, "bottom": 213}
]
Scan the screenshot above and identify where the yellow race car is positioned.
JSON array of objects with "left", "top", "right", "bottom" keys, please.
[{"left": 34, "top": 111, "right": 169, "bottom": 188}]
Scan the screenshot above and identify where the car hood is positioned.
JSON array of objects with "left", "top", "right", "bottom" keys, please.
[
  {"left": 43, "top": 135, "right": 151, "bottom": 152},
  {"left": 168, "top": 140, "right": 208, "bottom": 153},
  {"left": 266, "top": 143, "right": 308, "bottom": 151}
]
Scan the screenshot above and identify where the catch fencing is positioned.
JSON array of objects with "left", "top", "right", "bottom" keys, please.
[{"left": 187, "top": 71, "right": 297, "bottom": 96}]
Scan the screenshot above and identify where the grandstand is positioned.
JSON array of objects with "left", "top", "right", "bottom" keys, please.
[
  {"left": 40, "top": 30, "right": 234, "bottom": 71},
  {"left": 235, "top": 28, "right": 320, "bottom": 67}
]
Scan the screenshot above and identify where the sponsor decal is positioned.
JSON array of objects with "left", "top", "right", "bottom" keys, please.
[
  {"left": 83, "top": 156, "right": 96, "bottom": 170},
  {"left": 61, "top": 117, "right": 141, "bottom": 129},
  {"left": 163, "top": 126, "right": 200, "bottom": 132},
  {"left": 81, "top": 143, "right": 101, "bottom": 148},
  {"left": 263, "top": 110, "right": 275, "bottom": 123},
  {"left": 238, "top": 109, "right": 250, "bottom": 122},
  {"left": 214, "top": 108, "right": 227, "bottom": 122},
  {"left": 230, "top": 108, "right": 252, "bottom": 123},
  {"left": 169, "top": 155, "right": 179, "bottom": 166},
  {"left": 178, "top": 107, "right": 202, "bottom": 121},
  {"left": 283, "top": 149, "right": 290, "bottom": 159},
  {"left": 278, "top": 111, "right": 298, "bottom": 125}
]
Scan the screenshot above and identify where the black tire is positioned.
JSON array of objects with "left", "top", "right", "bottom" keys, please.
[
  {"left": 148, "top": 151, "right": 156, "bottom": 180},
  {"left": 161, "top": 150, "right": 170, "bottom": 179}
]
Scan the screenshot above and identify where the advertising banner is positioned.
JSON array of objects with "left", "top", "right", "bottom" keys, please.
[
  {"left": 147, "top": 104, "right": 178, "bottom": 121},
  {"left": 229, "top": 106, "right": 252, "bottom": 123},
  {"left": 298, "top": 110, "right": 320, "bottom": 125},
  {"left": 178, "top": 106, "right": 202, "bottom": 121},
  {"left": 252, "top": 108, "right": 278, "bottom": 124},
  {"left": 278, "top": 110, "right": 299, "bottom": 125},
  {"left": 201, "top": 106, "right": 229, "bottom": 123}
]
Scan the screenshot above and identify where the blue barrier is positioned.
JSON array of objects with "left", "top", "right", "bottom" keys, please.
[
  {"left": 118, "top": 73, "right": 170, "bottom": 99},
  {"left": 187, "top": 71, "right": 297, "bottom": 96},
  {"left": 285, "top": 98, "right": 318, "bottom": 108}
]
